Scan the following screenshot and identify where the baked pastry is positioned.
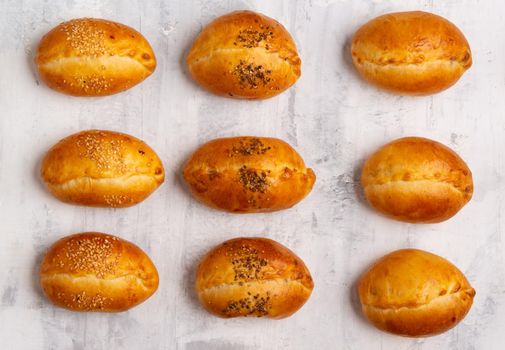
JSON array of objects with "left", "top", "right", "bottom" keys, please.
[
  {"left": 351, "top": 11, "right": 472, "bottom": 95},
  {"left": 358, "top": 249, "right": 475, "bottom": 337},
  {"left": 196, "top": 237, "right": 313, "bottom": 318},
  {"left": 183, "top": 136, "right": 315, "bottom": 213},
  {"left": 40, "top": 232, "right": 159, "bottom": 312},
  {"left": 41, "top": 130, "right": 164, "bottom": 207},
  {"left": 36, "top": 18, "right": 156, "bottom": 96},
  {"left": 361, "top": 137, "right": 473, "bottom": 223},
  {"left": 186, "top": 10, "right": 301, "bottom": 99}
]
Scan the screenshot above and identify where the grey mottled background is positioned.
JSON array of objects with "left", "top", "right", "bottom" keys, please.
[{"left": 0, "top": 0, "right": 503, "bottom": 349}]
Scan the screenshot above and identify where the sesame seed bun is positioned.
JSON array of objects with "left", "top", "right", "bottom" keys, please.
[
  {"left": 186, "top": 10, "right": 301, "bottom": 99},
  {"left": 40, "top": 130, "right": 164, "bottom": 208},
  {"left": 196, "top": 237, "right": 314, "bottom": 319},
  {"left": 35, "top": 18, "right": 156, "bottom": 96},
  {"left": 183, "top": 136, "right": 315, "bottom": 213},
  {"left": 40, "top": 232, "right": 159, "bottom": 312}
]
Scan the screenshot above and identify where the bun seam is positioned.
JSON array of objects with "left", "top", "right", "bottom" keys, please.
[
  {"left": 41, "top": 272, "right": 155, "bottom": 290},
  {"left": 362, "top": 288, "right": 475, "bottom": 311},
  {"left": 364, "top": 178, "right": 471, "bottom": 198},
  {"left": 46, "top": 173, "right": 163, "bottom": 187},
  {"left": 199, "top": 277, "right": 314, "bottom": 296},
  {"left": 188, "top": 47, "right": 300, "bottom": 75}
]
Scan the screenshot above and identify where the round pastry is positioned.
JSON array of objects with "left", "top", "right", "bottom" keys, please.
[
  {"left": 186, "top": 10, "right": 301, "bottom": 99},
  {"left": 361, "top": 137, "right": 473, "bottom": 223},
  {"left": 35, "top": 18, "right": 156, "bottom": 96},
  {"left": 41, "top": 130, "right": 165, "bottom": 207},
  {"left": 196, "top": 237, "right": 313, "bottom": 319},
  {"left": 40, "top": 232, "right": 159, "bottom": 312},
  {"left": 351, "top": 11, "right": 472, "bottom": 95},
  {"left": 183, "top": 136, "right": 315, "bottom": 213},
  {"left": 358, "top": 249, "right": 475, "bottom": 337}
]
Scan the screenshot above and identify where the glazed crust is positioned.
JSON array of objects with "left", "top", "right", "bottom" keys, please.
[
  {"left": 183, "top": 137, "right": 315, "bottom": 213},
  {"left": 358, "top": 249, "right": 475, "bottom": 337},
  {"left": 196, "top": 237, "right": 314, "bottom": 319},
  {"left": 361, "top": 137, "right": 473, "bottom": 223},
  {"left": 186, "top": 10, "right": 301, "bottom": 99},
  {"left": 351, "top": 11, "right": 472, "bottom": 95},
  {"left": 41, "top": 130, "right": 165, "bottom": 207},
  {"left": 40, "top": 232, "right": 159, "bottom": 312},
  {"left": 36, "top": 18, "right": 156, "bottom": 96}
]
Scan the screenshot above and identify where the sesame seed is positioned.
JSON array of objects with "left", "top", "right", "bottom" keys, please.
[
  {"left": 59, "top": 234, "right": 120, "bottom": 278},
  {"left": 75, "top": 131, "right": 127, "bottom": 173},
  {"left": 60, "top": 19, "right": 108, "bottom": 57}
]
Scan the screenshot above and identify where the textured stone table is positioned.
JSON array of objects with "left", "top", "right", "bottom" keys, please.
[{"left": 0, "top": 0, "right": 503, "bottom": 349}]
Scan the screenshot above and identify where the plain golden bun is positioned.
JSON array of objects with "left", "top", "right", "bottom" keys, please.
[
  {"left": 40, "top": 232, "right": 159, "bottom": 312},
  {"left": 358, "top": 249, "right": 475, "bottom": 337},
  {"left": 183, "top": 136, "right": 315, "bottom": 213},
  {"left": 36, "top": 18, "right": 156, "bottom": 96},
  {"left": 351, "top": 11, "right": 472, "bottom": 95},
  {"left": 361, "top": 137, "right": 473, "bottom": 223},
  {"left": 41, "top": 130, "right": 164, "bottom": 207},
  {"left": 196, "top": 237, "right": 313, "bottom": 318},
  {"left": 186, "top": 10, "right": 301, "bottom": 99}
]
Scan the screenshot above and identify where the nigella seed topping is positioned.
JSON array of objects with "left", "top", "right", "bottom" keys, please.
[
  {"left": 238, "top": 166, "right": 269, "bottom": 193},
  {"left": 233, "top": 60, "right": 272, "bottom": 89},
  {"left": 229, "top": 138, "right": 271, "bottom": 156},
  {"left": 233, "top": 25, "right": 274, "bottom": 48}
]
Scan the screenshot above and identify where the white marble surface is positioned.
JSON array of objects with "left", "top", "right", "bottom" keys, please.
[{"left": 0, "top": 0, "right": 503, "bottom": 349}]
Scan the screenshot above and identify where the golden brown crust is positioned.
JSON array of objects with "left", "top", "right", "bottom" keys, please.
[
  {"left": 186, "top": 10, "right": 301, "bottom": 99},
  {"left": 36, "top": 18, "right": 156, "bottom": 96},
  {"left": 196, "top": 237, "right": 313, "bottom": 319},
  {"left": 361, "top": 137, "right": 473, "bottom": 223},
  {"left": 183, "top": 137, "right": 315, "bottom": 213},
  {"left": 351, "top": 11, "right": 472, "bottom": 95},
  {"left": 41, "top": 130, "right": 165, "bottom": 207},
  {"left": 40, "top": 232, "right": 159, "bottom": 312},
  {"left": 358, "top": 249, "right": 475, "bottom": 337}
]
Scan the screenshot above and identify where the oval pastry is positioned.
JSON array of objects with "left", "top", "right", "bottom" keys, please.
[
  {"left": 196, "top": 237, "right": 314, "bottom": 319},
  {"left": 183, "top": 137, "right": 315, "bottom": 213},
  {"left": 41, "top": 130, "right": 165, "bottom": 207},
  {"left": 40, "top": 232, "right": 159, "bottom": 312},
  {"left": 358, "top": 249, "right": 475, "bottom": 337},
  {"left": 186, "top": 10, "right": 301, "bottom": 99},
  {"left": 361, "top": 137, "right": 473, "bottom": 223},
  {"left": 351, "top": 11, "right": 472, "bottom": 95},
  {"left": 36, "top": 18, "right": 156, "bottom": 96}
]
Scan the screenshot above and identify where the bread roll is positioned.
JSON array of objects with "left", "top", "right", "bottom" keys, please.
[
  {"left": 361, "top": 137, "right": 473, "bottom": 223},
  {"left": 196, "top": 237, "right": 313, "bottom": 319},
  {"left": 183, "top": 137, "right": 315, "bottom": 213},
  {"left": 351, "top": 11, "right": 472, "bottom": 95},
  {"left": 41, "top": 130, "right": 164, "bottom": 207},
  {"left": 186, "top": 10, "right": 301, "bottom": 99},
  {"left": 40, "top": 232, "right": 159, "bottom": 312},
  {"left": 358, "top": 249, "right": 475, "bottom": 337},
  {"left": 36, "top": 18, "right": 156, "bottom": 96}
]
